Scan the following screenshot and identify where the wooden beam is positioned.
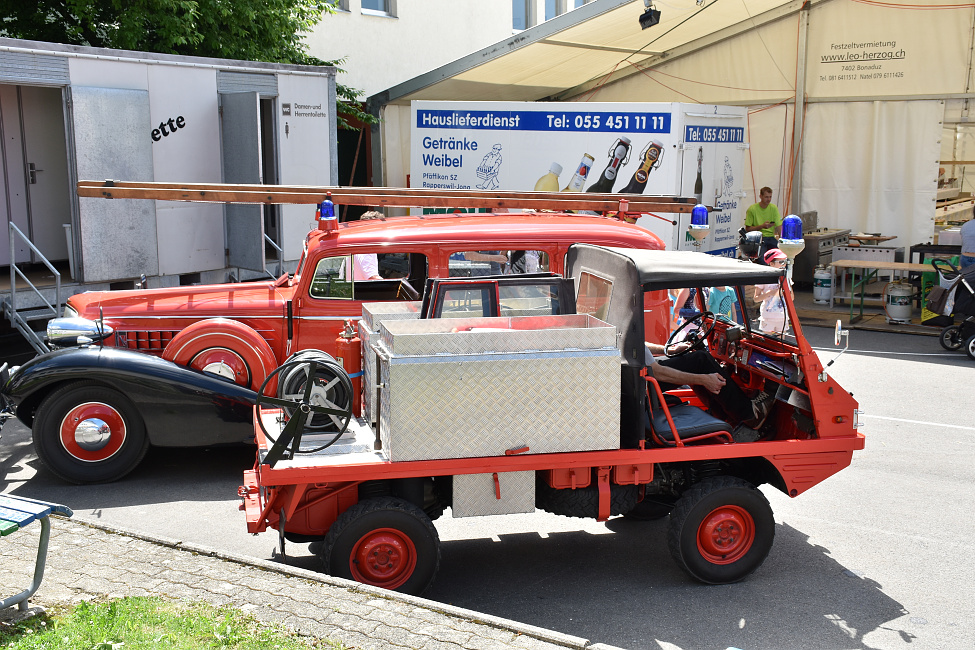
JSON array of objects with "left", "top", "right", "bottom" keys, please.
[{"left": 76, "top": 180, "right": 701, "bottom": 213}]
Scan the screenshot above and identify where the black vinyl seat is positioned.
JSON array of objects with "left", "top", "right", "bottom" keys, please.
[{"left": 642, "top": 371, "right": 733, "bottom": 447}]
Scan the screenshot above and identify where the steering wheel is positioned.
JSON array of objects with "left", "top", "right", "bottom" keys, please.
[
  {"left": 664, "top": 311, "right": 716, "bottom": 357},
  {"left": 256, "top": 358, "right": 353, "bottom": 458}
]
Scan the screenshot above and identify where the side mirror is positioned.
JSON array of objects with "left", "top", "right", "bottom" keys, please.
[
  {"left": 821, "top": 319, "right": 850, "bottom": 382},
  {"left": 834, "top": 319, "right": 847, "bottom": 346}
]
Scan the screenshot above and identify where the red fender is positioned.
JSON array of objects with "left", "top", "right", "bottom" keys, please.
[{"left": 162, "top": 318, "right": 278, "bottom": 393}]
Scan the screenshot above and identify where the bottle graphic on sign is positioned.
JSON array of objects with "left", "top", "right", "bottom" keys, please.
[
  {"left": 620, "top": 140, "right": 665, "bottom": 194},
  {"left": 586, "top": 137, "right": 632, "bottom": 193},
  {"left": 534, "top": 162, "right": 563, "bottom": 192},
  {"left": 562, "top": 154, "right": 595, "bottom": 192},
  {"left": 693, "top": 146, "right": 704, "bottom": 204}
]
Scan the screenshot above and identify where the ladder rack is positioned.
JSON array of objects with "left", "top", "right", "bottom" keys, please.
[{"left": 77, "top": 180, "right": 701, "bottom": 215}]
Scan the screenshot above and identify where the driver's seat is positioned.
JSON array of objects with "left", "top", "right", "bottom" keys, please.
[{"left": 642, "top": 370, "right": 733, "bottom": 447}]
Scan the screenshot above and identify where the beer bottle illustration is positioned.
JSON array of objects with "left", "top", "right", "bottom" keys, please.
[
  {"left": 620, "top": 140, "right": 665, "bottom": 194},
  {"left": 586, "top": 136, "right": 632, "bottom": 193},
  {"left": 562, "top": 154, "right": 595, "bottom": 192},
  {"left": 534, "top": 162, "right": 563, "bottom": 192},
  {"left": 693, "top": 146, "right": 704, "bottom": 204}
]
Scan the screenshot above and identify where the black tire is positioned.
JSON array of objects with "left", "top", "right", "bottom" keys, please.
[
  {"left": 623, "top": 497, "right": 674, "bottom": 521},
  {"left": 668, "top": 476, "right": 774, "bottom": 584},
  {"left": 535, "top": 476, "right": 639, "bottom": 518},
  {"left": 965, "top": 334, "right": 975, "bottom": 361},
  {"left": 32, "top": 381, "right": 149, "bottom": 484},
  {"left": 321, "top": 497, "right": 440, "bottom": 595},
  {"left": 939, "top": 325, "right": 963, "bottom": 351}
]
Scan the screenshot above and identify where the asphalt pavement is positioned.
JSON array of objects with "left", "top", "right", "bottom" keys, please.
[{"left": 2, "top": 316, "right": 973, "bottom": 649}]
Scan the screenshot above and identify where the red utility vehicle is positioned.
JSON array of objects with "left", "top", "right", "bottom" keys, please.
[
  {"left": 58, "top": 182, "right": 691, "bottom": 391},
  {"left": 240, "top": 244, "right": 864, "bottom": 595}
]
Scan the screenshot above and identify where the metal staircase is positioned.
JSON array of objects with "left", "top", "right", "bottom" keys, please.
[{"left": 2, "top": 222, "right": 59, "bottom": 355}]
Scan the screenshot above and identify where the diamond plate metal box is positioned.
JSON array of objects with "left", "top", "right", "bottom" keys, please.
[
  {"left": 377, "top": 315, "right": 620, "bottom": 461},
  {"left": 452, "top": 471, "right": 535, "bottom": 517},
  {"left": 359, "top": 302, "right": 421, "bottom": 423}
]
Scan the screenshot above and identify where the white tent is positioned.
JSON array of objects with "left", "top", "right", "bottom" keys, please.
[{"left": 369, "top": 0, "right": 975, "bottom": 249}]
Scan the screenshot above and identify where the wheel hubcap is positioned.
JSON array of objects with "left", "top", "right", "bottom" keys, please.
[
  {"left": 191, "top": 348, "right": 250, "bottom": 385},
  {"left": 350, "top": 528, "right": 417, "bottom": 589},
  {"left": 60, "top": 402, "right": 126, "bottom": 462},
  {"left": 697, "top": 505, "right": 755, "bottom": 564}
]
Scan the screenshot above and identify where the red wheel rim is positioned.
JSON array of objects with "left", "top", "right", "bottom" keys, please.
[
  {"left": 696, "top": 505, "right": 755, "bottom": 565},
  {"left": 189, "top": 347, "right": 250, "bottom": 386},
  {"left": 349, "top": 528, "right": 417, "bottom": 589},
  {"left": 59, "top": 401, "right": 126, "bottom": 462}
]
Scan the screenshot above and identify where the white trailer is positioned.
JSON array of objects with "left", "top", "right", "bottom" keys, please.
[{"left": 0, "top": 38, "right": 337, "bottom": 287}]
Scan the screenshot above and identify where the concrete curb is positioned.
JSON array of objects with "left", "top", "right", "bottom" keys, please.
[{"left": 69, "top": 517, "right": 596, "bottom": 649}]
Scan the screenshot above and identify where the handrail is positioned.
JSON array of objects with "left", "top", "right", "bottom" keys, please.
[{"left": 8, "top": 222, "right": 61, "bottom": 320}]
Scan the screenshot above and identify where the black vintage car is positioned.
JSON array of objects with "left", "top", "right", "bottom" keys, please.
[{"left": 0, "top": 346, "right": 257, "bottom": 484}]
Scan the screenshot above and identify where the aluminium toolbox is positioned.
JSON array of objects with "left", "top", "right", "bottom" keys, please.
[
  {"left": 359, "top": 301, "right": 421, "bottom": 423},
  {"left": 452, "top": 471, "right": 535, "bottom": 517},
  {"left": 374, "top": 314, "right": 621, "bottom": 462}
]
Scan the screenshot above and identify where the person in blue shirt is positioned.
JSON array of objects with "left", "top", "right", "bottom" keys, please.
[{"left": 707, "top": 286, "right": 738, "bottom": 321}]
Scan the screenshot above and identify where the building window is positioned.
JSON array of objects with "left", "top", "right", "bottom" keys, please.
[
  {"left": 574, "top": 0, "right": 588, "bottom": 8},
  {"left": 513, "top": 0, "right": 533, "bottom": 30},
  {"left": 545, "top": 0, "right": 567, "bottom": 20},
  {"left": 362, "top": 0, "right": 395, "bottom": 17},
  {"left": 330, "top": 0, "right": 349, "bottom": 11}
]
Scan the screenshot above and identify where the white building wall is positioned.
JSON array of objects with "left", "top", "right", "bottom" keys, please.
[{"left": 305, "top": 1, "right": 514, "bottom": 98}]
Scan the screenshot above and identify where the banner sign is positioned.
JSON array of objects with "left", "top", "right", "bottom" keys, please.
[{"left": 410, "top": 101, "right": 747, "bottom": 256}]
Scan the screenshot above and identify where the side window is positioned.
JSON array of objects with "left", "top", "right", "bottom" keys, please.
[
  {"left": 508, "top": 250, "right": 551, "bottom": 275},
  {"left": 439, "top": 286, "right": 494, "bottom": 318},
  {"left": 499, "top": 282, "right": 561, "bottom": 316},
  {"left": 309, "top": 252, "right": 428, "bottom": 301},
  {"left": 309, "top": 256, "right": 353, "bottom": 299},
  {"left": 576, "top": 272, "right": 613, "bottom": 321},
  {"left": 378, "top": 252, "right": 410, "bottom": 278},
  {"left": 448, "top": 251, "right": 507, "bottom": 277}
]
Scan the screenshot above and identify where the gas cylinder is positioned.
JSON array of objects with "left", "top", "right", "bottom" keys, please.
[
  {"left": 884, "top": 282, "right": 914, "bottom": 324},
  {"left": 335, "top": 319, "right": 362, "bottom": 416},
  {"left": 812, "top": 266, "right": 832, "bottom": 304}
]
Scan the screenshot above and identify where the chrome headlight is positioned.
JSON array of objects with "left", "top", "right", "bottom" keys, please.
[
  {"left": 46, "top": 317, "right": 114, "bottom": 346},
  {"left": 62, "top": 305, "right": 79, "bottom": 318}
]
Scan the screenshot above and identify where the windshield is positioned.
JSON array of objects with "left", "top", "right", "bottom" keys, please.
[{"left": 674, "top": 283, "right": 795, "bottom": 343}]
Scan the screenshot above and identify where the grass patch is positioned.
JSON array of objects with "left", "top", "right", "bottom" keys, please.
[{"left": 0, "top": 596, "right": 349, "bottom": 649}]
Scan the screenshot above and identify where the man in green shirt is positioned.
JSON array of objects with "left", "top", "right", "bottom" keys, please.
[{"left": 745, "top": 186, "right": 782, "bottom": 263}]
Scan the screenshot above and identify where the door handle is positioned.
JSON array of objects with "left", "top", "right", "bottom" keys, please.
[{"left": 28, "top": 162, "right": 43, "bottom": 184}]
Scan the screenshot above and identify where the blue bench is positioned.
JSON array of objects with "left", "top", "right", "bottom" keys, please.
[{"left": 0, "top": 493, "right": 73, "bottom": 611}]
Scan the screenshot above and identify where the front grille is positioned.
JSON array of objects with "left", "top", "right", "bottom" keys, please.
[{"left": 114, "top": 330, "right": 178, "bottom": 352}]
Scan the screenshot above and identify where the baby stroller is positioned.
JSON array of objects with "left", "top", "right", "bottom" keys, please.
[{"left": 927, "top": 258, "right": 975, "bottom": 359}]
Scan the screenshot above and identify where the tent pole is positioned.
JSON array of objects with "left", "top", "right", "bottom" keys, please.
[{"left": 790, "top": 2, "right": 811, "bottom": 217}]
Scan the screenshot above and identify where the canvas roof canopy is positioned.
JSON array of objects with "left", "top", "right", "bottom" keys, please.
[{"left": 371, "top": 0, "right": 799, "bottom": 106}]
